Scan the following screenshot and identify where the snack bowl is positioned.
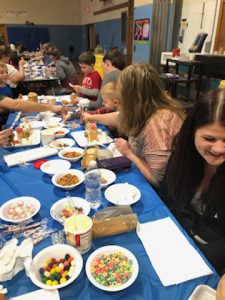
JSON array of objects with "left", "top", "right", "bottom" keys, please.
[
  {"left": 40, "top": 159, "right": 71, "bottom": 177},
  {"left": 29, "top": 244, "right": 83, "bottom": 290},
  {"left": 20, "top": 115, "right": 40, "bottom": 123},
  {"left": 52, "top": 169, "right": 85, "bottom": 190},
  {"left": 58, "top": 147, "right": 84, "bottom": 162},
  {"left": 0, "top": 196, "right": 41, "bottom": 223},
  {"left": 29, "top": 121, "right": 44, "bottom": 130},
  {"left": 50, "top": 197, "right": 90, "bottom": 224},
  {"left": 54, "top": 128, "right": 70, "bottom": 138},
  {"left": 86, "top": 245, "right": 139, "bottom": 292},
  {"left": 38, "top": 111, "right": 56, "bottom": 120},
  {"left": 50, "top": 138, "right": 75, "bottom": 150}
]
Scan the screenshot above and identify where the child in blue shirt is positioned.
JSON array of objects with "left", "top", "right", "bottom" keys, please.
[{"left": 0, "top": 62, "right": 13, "bottom": 98}]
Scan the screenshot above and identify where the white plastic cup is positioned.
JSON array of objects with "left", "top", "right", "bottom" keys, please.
[{"left": 41, "top": 129, "right": 55, "bottom": 146}]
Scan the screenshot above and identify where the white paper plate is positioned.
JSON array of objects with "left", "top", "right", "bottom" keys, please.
[
  {"left": 0, "top": 196, "right": 40, "bottom": 223},
  {"left": 50, "top": 197, "right": 90, "bottom": 224},
  {"left": 50, "top": 138, "right": 75, "bottom": 150},
  {"left": 86, "top": 245, "right": 139, "bottom": 292},
  {"left": 104, "top": 183, "right": 141, "bottom": 205},
  {"left": 89, "top": 168, "right": 116, "bottom": 188},
  {"left": 29, "top": 244, "right": 83, "bottom": 290},
  {"left": 71, "top": 130, "right": 113, "bottom": 147},
  {"left": 188, "top": 285, "right": 216, "bottom": 300},
  {"left": 6, "top": 129, "right": 41, "bottom": 148},
  {"left": 40, "top": 159, "right": 71, "bottom": 176}
]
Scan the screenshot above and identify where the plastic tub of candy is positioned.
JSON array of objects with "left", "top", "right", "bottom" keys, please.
[
  {"left": 29, "top": 244, "right": 83, "bottom": 290},
  {"left": 85, "top": 245, "right": 139, "bottom": 292}
]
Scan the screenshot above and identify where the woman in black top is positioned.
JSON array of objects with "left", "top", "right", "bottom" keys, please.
[{"left": 161, "top": 89, "right": 225, "bottom": 274}]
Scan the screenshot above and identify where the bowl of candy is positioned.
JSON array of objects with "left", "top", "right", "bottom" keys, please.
[
  {"left": 58, "top": 147, "right": 84, "bottom": 162},
  {"left": 54, "top": 128, "right": 70, "bottom": 138},
  {"left": 29, "top": 244, "right": 83, "bottom": 290},
  {"left": 85, "top": 245, "right": 139, "bottom": 292},
  {"left": 52, "top": 169, "right": 85, "bottom": 190},
  {"left": 50, "top": 197, "right": 90, "bottom": 224},
  {"left": 0, "top": 196, "right": 41, "bottom": 223}
]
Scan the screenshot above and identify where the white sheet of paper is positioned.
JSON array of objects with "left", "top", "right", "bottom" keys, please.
[
  {"left": 3, "top": 147, "right": 58, "bottom": 167},
  {"left": 12, "top": 289, "right": 60, "bottom": 300},
  {"left": 137, "top": 217, "right": 212, "bottom": 286}
]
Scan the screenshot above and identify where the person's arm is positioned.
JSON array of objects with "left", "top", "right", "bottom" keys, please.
[
  {"left": 0, "top": 96, "right": 63, "bottom": 114},
  {"left": 9, "top": 59, "right": 25, "bottom": 83},
  {"left": 56, "top": 65, "right": 66, "bottom": 80},
  {"left": 114, "top": 138, "right": 159, "bottom": 186},
  {"left": 217, "top": 274, "right": 225, "bottom": 300},
  {"left": 82, "top": 111, "right": 118, "bottom": 127},
  {"left": 80, "top": 87, "right": 99, "bottom": 97}
]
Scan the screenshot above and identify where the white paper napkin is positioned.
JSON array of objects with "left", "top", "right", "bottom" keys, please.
[
  {"left": 0, "top": 238, "right": 33, "bottom": 282},
  {"left": 3, "top": 147, "right": 58, "bottom": 167},
  {"left": 137, "top": 217, "right": 212, "bottom": 286},
  {"left": 12, "top": 289, "right": 60, "bottom": 300}
]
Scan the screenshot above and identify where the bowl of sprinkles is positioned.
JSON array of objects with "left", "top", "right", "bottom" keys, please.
[
  {"left": 29, "top": 244, "right": 83, "bottom": 290},
  {"left": 85, "top": 245, "right": 139, "bottom": 292}
]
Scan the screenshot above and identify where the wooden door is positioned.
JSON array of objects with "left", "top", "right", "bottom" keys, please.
[
  {"left": 87, "top": 24, "right": 95, "bottom": 50},
  {"left": 0, "top": 25, "right": 8, "bottom": 45},
  {"left": 214, "top": 0, "right": 225, "bottom": 51},
  {"left": 127, "top": 0, "right": 134, "bottom": 65}
]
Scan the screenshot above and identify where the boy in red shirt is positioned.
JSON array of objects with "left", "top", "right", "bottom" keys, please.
[{"left": 69, "top": 51, "right": 102, "bottom": 102}]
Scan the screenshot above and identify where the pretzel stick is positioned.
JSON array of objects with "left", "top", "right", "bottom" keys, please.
[{"left": 10, "top": 111, "right": 22, "bottom": 129}]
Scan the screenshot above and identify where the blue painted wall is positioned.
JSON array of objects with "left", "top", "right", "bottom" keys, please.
[
  {"left": 94, "top": 18, "right": 125, "bottom": 52},
  {"left": 132, "top": 4, "right": 152, "bottom": 63},
  {"left": 7, "top": 24, "right": 83, "bottom": 59}
]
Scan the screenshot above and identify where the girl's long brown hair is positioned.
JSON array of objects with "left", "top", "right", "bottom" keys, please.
[
  {"left": 117, "top": 62, "right": 184, "bottom": 137},
  {"left": 164, "top": 89, "right": 225, "bottom": 210}
]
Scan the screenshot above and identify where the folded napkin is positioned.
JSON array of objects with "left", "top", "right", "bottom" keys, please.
[
  {"left": 107, "top": 143, "right": 122, "bottom": 157},
  {"left": 3, "top": 147, "right": 58, "bottom": 167},
  {"left": 0, "top": 238, "right": 33, "bottom": 282},
  {"left": 12, "top": 289, "right": 60, "bottom": 300},
  {"left": 137, "top": 217, "right": 212, "bottom": 286}
]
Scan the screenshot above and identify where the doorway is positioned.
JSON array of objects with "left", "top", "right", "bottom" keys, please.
[
  {"left": 0, "top": 25, "right": 8, "bottom": 45},
  {"left": 127, "top": 0, "right": 134, "bottom": 65},
  {"left": 214, "top": 0, "right": 225, "bottom": 52},
  {"left": 87, "top": 24, "right": 95, "bottom": 51}
]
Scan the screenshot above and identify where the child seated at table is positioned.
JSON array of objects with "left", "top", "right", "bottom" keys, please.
[
  {"left": 69, "top": 51, "right": 102, "bottom": 102},
  {"left": 0, "top": 62, "right": 13, "bottom": 126},
  {"left": 161, "top": 89, "right": 225, "bottom": 274},
  {"left": 64, "top": 82, "right": 119, "bottom": 122},
  {"left": 0, "top": 62, "right": 12, "bottom": 98}
]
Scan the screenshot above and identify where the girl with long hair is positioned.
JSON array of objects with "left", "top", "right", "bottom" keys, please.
[
  {"left": 83, "top": 62, "right": 184, "bottom": 186},
  {"left": 161, "top": 89, "right": 225, "bottom": 273}
]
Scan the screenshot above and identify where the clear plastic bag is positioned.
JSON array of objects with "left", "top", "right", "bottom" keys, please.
[{"left": 92, "top": 206, "right": 137, "bottom": 239}]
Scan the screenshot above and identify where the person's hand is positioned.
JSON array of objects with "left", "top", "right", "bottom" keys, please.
[
  {"left": 81, "top": 112, "right": 92, "bottom": 122},
  {"left": 19, "top": 58, "right": 26, "bottom": 67},
  {"left": 0, "top": 129, "right": 14, "bottom": 147},
  {"left": 69, "top": 83, "right": 82, "bottom": 94},
  {"left": 114, "top": 138, "right": 133, "bottom": 157},
  {"left": 63, "top": 112, "right": 72, "bottom": 123},
  {"left": 51, "top": 105, "right": 68, "bottom": 117},
  {"left": 216, "top": 275, "right": 225, "bottom": 300}
]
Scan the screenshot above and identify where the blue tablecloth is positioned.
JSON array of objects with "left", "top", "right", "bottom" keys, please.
[{"left": 0, "top": 114, "right": 220, "bottom": 299}]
